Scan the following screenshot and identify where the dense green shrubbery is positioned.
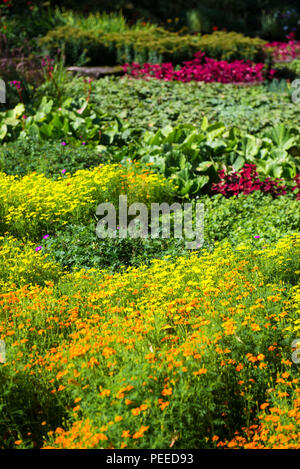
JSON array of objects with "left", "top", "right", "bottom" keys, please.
[
  {"left": 39, "top": 28, "right": 267, "bottom": 65},
  {"left": 35, "top": 191, "right": 300, "bottom": 273},
  {"left": 202, "top": 191, "right": 300, "bottom": 246},
  {"left": 0, "top": 140, "right": 103, "bottom": 178},
  {"left": 274, "top": 59, "right": 300, "bottom": 79},
  {"left": 42, "top": 223, "right": 189, "bottom": 273},
  {"left": 189, "top": 31, "right": 266, "bottom": 62}
]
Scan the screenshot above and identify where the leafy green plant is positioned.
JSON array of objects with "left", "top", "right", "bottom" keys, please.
[
  {"left": 39, "top": 190, "right": 300, "bottom": 273},
  {"left": 41, "top": 223, "right": 188, "bottom": 273},
  {"left": 127, "top": 120, "right": 299, "bottom": 197},
  {"left": 0, "top": 96, "right": 111, "bottom": 146},
  {"left": 0, "top": 102, "right": 25, "bottom": 142},
  {"left": 63, "top": 76, "right": 300, "bottom": 139}
]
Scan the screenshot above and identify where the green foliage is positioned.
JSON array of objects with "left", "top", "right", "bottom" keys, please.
[
  {"left": 39, "top": 27, "right": 267, "bottom": 66},
  {"left": 42, "top": 223, "right": 188, "bottom": 273},
  {"left": 0, "top": 366, "right": 68, "bottom": 449},
  {"left": 0, "top": 96, "right": 122, "bottom": 146},
  {"left": 123, "top": 121, "right": 300, "bottom": 197},
  {"left": 1, "top": 76, "right": 300, "bottom": 200},
  {"left": 274, "top": 60, "right": 300, "bottom": 80},
  {"left": 55, "top": 9, "right": 156, "bottom": 33},
  {"left": 191, "top": 31, "right": 266, "bottom": 62},
  {"left": 37, "top": 192, "right": 300, "bottom": 273},
  {"left": 0, "top": 140, "right": 104, "bottom": 178},
  {"left": 0, "top": 4, "right": 63, "bottom": 50},
  {"left": 202, "top": 191, "right": 300, "bottom": 247},
  {"left": 63, "top": 76, "right": 300, "bottom": 138},
  {"left": 1, "top": 0, "right": 300, "bottom": 451}
]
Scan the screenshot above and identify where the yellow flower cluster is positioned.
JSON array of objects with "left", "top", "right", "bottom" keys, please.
[
  {"left": 0, "top": 163, "right": 173, "bottom": 238},
  {"left": 0, "top": 236, "right": 61, "bottom": 292}
]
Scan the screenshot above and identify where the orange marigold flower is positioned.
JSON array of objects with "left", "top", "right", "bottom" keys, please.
[
  {"left": 260, "top": 403, "right": 269, "bottom": 410},
  {"left": 140, "top": 425, "right": 149, "bottom": 433},
  {"left": 193, "top": 368, "right": 207, "bottom": 376},
  {"left": 257, "top": 354, "right": 265, "bottom": 361},
  {"left": 159, "top": 400, "right": 170, "bottom": 411},
  {"left": 259, "top": 362, "right": 267, "bottom": 369},
  {"left": 96, "top": 433, "right": 108, "bottom": 441}
]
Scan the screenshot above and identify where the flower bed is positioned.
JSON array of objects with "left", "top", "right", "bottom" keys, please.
[
  {"left": 124, "top": 52, "right": 273, "bottom": 83},
  {"left": 264, "top": 33, "right": 300, "bottom": 62}
]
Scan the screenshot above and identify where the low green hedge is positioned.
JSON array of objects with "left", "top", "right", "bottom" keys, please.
[
  {"left": 273, "top": 59, "right": 300, "bottom": 80},
  {"left": 39, "top": 27, "right": 267, "bottom": 65}
]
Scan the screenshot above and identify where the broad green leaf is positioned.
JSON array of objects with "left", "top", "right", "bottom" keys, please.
[{"left": 0, "top": 123, "right": 7, "bottom": 140}]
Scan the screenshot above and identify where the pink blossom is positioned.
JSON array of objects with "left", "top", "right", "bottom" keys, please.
[{"left": 123, "top": 52, "right": 268, "bottom": 84}]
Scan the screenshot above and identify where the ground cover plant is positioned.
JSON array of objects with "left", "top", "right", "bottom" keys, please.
[
  {"left": 61, "top": 75, "right": 300, "bottom": 137},
  {"left": 0, "top": 2, "right": 299, "bottom": 451}
]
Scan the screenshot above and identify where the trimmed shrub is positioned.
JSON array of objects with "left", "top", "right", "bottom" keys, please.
[{"left": 39, "top": 28, "right": 267, "bottom": 65}]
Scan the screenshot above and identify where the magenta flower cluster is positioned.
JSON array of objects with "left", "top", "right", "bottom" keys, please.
[
  {"left": 292, "top": 174, "right": 300, "bottom": 200},
  {"left": 264, "top": 33, "right": 300, "bottom": 62},
  {"left": 123, "top": 52, "right": 272, "bottom": 84},
  {"left": 41, "top": 55, "right": 54, "bottom": 71},
  {"left": 211, "top": 164, "right": 289, "bottom": 198},
  {"left": 9, "top": 80, "right": 21, "bottom": 89}
]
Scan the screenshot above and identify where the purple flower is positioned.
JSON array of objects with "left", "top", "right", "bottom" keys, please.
[
  {"left": 43, "top": 234, "right": 49, "bottom": 239},
  {"left": 61, "top": 169, "right": 66, "bottom": 174},
  {"left": 254, "top": 235, "right": 260, "bottom": 239},
  {"left": 82, "top": 142, "right": 86, "bottom": 145},
  {"left": 61, "top": 141, "right": 67, "bottom": 146},
  {"left": 35, "top": 246, "right": 42, "bottom": 252}
]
